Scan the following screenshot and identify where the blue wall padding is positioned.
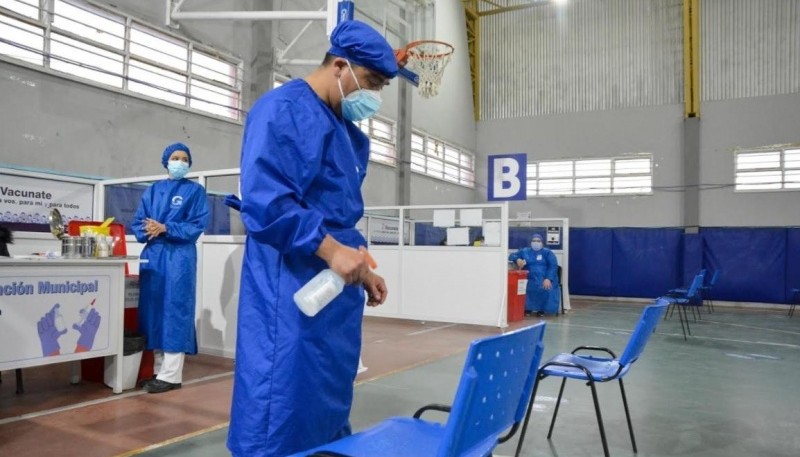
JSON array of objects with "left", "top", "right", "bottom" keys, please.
[
  {"left": 509, "top": 226, "right": 563, "bottom": 250},
  {"left": 568, "top": 228, "right": 613, "bottom": 296},
  {"left": 414, "top": 223, "right": 446, "bottom": 245},
  {"left": 610, "top": 228, "right": 683, "bottom": 298},
  {"left": 682, "top": 233, "right": 703, "bottom": 286},
  {"left": 783, "top": 228, "right": 800, "bottom": 302},
  {"left": 700, "top": 228, "right": 786, "bottom": 303},
  {"left": 104, "top": 184, "right": 230, "bottom": 236}
]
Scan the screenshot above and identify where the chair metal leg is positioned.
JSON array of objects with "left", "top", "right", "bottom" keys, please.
[
  {"left": 588, "top": 379, "right": 610, "bottom": 457},
  {"left": 15, "top": 368, "right": 24, "bottom": 394},
  {"left": 676, "top": 304, "right": 688, "bottom": 340},
  {"left": 619, "top": 379, "right": 637, "bottom": 453},
  {"left": 547, "top": 377, "right": 568, "bottom": 439},
  {"left": 514, "top": 375, "right": 544, "bottom": 457},
  {"left": 678, "top": 305, "right": 692, "bottom": 337}
]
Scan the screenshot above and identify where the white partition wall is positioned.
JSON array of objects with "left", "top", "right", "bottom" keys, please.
[{"left": 363, "top": 203, "right": 510, "bottom": 327}]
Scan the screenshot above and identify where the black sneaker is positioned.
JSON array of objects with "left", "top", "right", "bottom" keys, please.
[
  {"left": 536, "top": 311, "right": 544, "bottom": 317},
  {"left": 138, "top": 376, "right": 157, "bottom": 388},
  {"left": 144, "top": 379, "right": 181, "bottom": 394}
]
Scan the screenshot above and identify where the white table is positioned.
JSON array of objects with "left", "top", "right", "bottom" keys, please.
[{"left": 0, "top": 257, "right": 143, "bottom": 393}]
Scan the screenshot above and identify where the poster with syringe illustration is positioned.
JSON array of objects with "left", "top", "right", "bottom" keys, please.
[{"left": 0, "top": 272, "right": 111, "bottom": 367}]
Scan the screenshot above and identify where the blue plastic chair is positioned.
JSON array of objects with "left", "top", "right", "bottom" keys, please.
[
  {"left": 699, "top": 270, "right": 721, "bottom": 313},
  {"left": 664, "top": 271, "right": 705, "bottom": 340},
  {"left": 789, "top": 288, "right": 799, "bottom": 317},
  {"left": 288, "top": 322, "right": 547, "bottom": 457},
  {"left": 515, "top": 300, "right": 669, "bottom": 457}
]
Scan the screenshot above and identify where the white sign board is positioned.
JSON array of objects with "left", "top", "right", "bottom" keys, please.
[
  {"left": 433, "top": 209, "right": 456, "bottom": 228},
  {"left": 0, "top": 174, "right": 94, "bottom": 224},
  {"left": 0, "top": 269, "right": 113, "bottom": 369},
  {"left": 459, "top": 208, "right": 483, "bottom": 227}
]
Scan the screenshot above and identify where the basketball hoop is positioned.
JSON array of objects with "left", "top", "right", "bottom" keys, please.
[{"left": 395, "top": 40, "right": 454, "bottom": 98}]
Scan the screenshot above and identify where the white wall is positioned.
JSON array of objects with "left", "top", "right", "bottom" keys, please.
[
  {"left": 476, "top": 105, "right": 685, "bottom": 226},
  {"left": 699, "top": 93, "right": 800, "bottom": 227}
]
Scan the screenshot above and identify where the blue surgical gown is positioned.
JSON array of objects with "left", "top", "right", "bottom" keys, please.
[
  {"left": 509, "top": 247, "right": 560, "bottom": 314},
  {"left": 228, "top": 79, "right": 370, "bottom": 457},
  {"left": 132, "top": 178, "right": 209, "bottom": 353}
]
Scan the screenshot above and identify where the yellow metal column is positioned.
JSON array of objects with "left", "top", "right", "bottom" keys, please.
[
  {"left": 683, "top": 0, "right": 700, "bottom": 117},
  {"left": 464, "top": 1, "right": 480, "bottom": 120}
]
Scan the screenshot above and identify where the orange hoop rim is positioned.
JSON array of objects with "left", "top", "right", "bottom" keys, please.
[{"left": 395, "top": 39, "right": 454, "bottom": 66}]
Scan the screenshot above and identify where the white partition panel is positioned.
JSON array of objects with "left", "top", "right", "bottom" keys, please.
[
  {"left": 364, "top": 248, "right": 401, "bottom": 317},
  {"left": 401, "top": 248, "right": 506, "bottom": 326},
  {"left": 364, "top": 203, "right": 510, "bottom": 328},
  {"left": 199, "top": 238, "right": 244, "bottom": 357}
]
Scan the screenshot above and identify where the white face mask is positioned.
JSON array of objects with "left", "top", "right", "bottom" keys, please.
[{"left": 531, "top": 241, "right": 543, "bottom": 251}]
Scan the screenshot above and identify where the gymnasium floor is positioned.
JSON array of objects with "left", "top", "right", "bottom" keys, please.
[{"left": 2, "top": 300, "right": 798, "bottom": 457}]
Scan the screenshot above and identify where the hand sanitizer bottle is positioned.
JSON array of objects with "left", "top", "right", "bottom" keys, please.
[
  {"left": 293, "top": 248, "right": 377, "bottom": 317},
  {"left": 293, "top": 269, "right": 345, "bottom": 317}
]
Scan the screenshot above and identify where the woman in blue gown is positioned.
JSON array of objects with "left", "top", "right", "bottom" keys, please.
[{"left": 132, "top": 142, "right": 208, "bottom": 394}]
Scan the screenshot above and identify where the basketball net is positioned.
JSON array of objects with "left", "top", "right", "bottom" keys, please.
[{"left": 396, "top": 40, "right": 454, "bottom": 98}]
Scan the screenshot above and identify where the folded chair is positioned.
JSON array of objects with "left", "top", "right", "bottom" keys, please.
[
  {"left": 289, "top": 322, "right": 547, "bottom": 457},
  {"left": 515, "top": 300, "right": 669, "bottom": 457}
]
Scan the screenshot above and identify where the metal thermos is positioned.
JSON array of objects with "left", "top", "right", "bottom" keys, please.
[
  {"left": 61, "top": 236, "right": 79, "bottom": 258},
  {"left": 81, "top": 235, "right": 96, "bottom": 258}
]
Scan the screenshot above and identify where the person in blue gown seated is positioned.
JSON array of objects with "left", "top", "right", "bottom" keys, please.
[
  {"left": 509, "top": 233, "right": 560, "bottom": 317},
  {"left": 132, "top": 142, "right": 209, "bottom": 394},
  {"left": 227, "top": 20, "right": 395, "bottom": 457}
]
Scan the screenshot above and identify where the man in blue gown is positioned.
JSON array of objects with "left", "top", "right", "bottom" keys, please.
[
  {"left": 227, "top": 20, "right": 394, "bottom": 457},
  {"left": 509, "top": 233, "right": 561, "bottom": 316},
  {"left": 132, "top": 142, "right": 209, "bottom": 393}
]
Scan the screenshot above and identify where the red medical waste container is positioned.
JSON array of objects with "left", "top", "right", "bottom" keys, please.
[{"left": 507, "top": 270, "right": 528, "bottom": 322}]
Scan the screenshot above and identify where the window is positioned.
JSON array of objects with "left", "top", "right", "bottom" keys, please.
[
  {"left": 735, "top": 149, "right": 800, "bottom": 191},
  {"left": 0, "top": 0, "right": 243, "bottom": 120},
  {"left": 356, "top": 116, "right": 397, "bottom": 166},
  {"left": 0, "top": 14, "right": 43, "bottom": 65},
  {"left": 0, "top": 0, "right": 39, "bottom": 19},
  {"left": 411, "top": 132, "right": 475, "bottom": 187},
  {"left": 527, "top": 154, "right": 653, "bottom": 197}
]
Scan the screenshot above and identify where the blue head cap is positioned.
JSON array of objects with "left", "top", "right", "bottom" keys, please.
[
  {"left": 532, "top": 233, "right": 544, "bottom": 242},
  {"left": 327, "top": 20, "right": 398, "bottom": 79},
  {"left": 162, "top": 142, "right": 192, "bottom": 168}
]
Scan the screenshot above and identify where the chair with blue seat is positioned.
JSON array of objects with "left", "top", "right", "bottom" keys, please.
[
  {"left": 789, "top": 288, "right": 799, "bottom": 317},
  {"left": 699, "top": 270, "right": 721, "bottom": 313},
  {"left": 663, "top": 271, "right": 705, "bottom": 340},
  {"left": 288, "top": 322, "right": 547, "bottom": 457},
  {"left": 514, "top": 300, "right": 669, "bottom": 457}
]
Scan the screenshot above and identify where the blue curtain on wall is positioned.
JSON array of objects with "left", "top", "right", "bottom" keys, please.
[
  {"left": 105, "top": 185, "right": 230, "bottom": 236},
  {"left": 569, "top": 228, "right": 613, "bottom": 296},
  {"left": 682, "top": 233, "right": 703, "bottom": 286},
  {"left": 509, "top": 226, "right": 556, "bottom": 250},
  {"left": 568, "top": 227, "right": 793, "bottom": 304},
  {"left": 701, "top": 228, "right": 786, "bottom": 303},
  {"left": 611, "top": 228, "right": 683, "bottom": 298},
  {"left": 786, "top": 228, "right": 800, "bottom": 301}
]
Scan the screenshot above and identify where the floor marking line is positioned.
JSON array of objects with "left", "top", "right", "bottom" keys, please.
[
  {"left": 406, "top": 323, "right": 458, "bottom": 336},
  {"left": 0, "top": 371, "right": 233, "bottom": 426},
  {"left": 111, "top": 422, "right": 230, "bottom": 457}
]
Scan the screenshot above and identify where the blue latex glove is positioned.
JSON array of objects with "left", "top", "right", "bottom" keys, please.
[
  {"left": 73, "top": 308, "right": 101, "bottom": 352},
  {"left": 224, "top": 194, "right": 242, "bottom": 212},
  {"left": 37, "top": 304, "right": 67, "bottom": 356}
]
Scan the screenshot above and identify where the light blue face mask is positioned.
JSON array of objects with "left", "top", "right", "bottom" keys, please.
[
  {"left": 168, "top": 160, "right": 189, "bottom": 179},
  {"left": 338, "top": 61, "right": 382, "bottom": 122},
  {"left": 531, "top": 241, "right": 543, "bottom": 251}
]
